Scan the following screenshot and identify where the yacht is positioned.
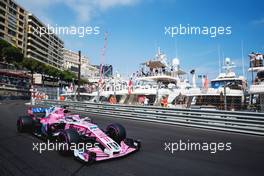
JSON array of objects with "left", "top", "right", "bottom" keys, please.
[
  {"left": 62, "top": 48, "right": 197, "bottom": 107},
  {"left": 125, "top": 48, "right": 190, "bottom": 106},
  {"left": 190, "top": 58, "right": 247, "bottom": 110},
  {"left": 248, "top": 52, "right": 264, "bottom": 112}
]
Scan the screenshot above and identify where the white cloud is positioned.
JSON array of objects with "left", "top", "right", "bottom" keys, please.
[
  {"left": 18, "top": 0, "right": 139, "bottom": 23},
  {"left": 97, "top": 0, "right": 139, "bottom": 10},
  {"left": 252, "top": 18, "right": 264, "bottom": 25}
]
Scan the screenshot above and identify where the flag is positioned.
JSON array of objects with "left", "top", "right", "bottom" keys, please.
[
  {"left": 204, "top": 75, "right": 209, "bottom": 89},
  {"left": 128, "top": 78, "right": 132, "bottom": 95}
]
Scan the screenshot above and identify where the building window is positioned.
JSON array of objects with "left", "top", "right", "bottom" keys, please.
[
  {"left": 0, "top": 32, "right": 4, "bottom": 38},
  {"left": 19, "top": 14, "right": 23, "bottom": 20},
  {"left": 9, "top": 0, "right": 17, "bottom": 9},
  {"left": 0, "top": 9, "right": 5, "bottom": 16},
  {"left": 9, "top": 7, "right": 16, "bottom": 16},
  {"left": 0, "top": 2, "right": 6, "bottom": 9},
  {"left": 8, "top": 22, "right": 16, "bottom": 31},
  {"left": 8, "top": 28, "right": 16, "bottom": 36},
  {"left": 0, "top": 16, "right": 5, "bottom": 23},
  {"left": 0, "top": 24, "right": 4, "bottom": 30},
  {"left": 19, "top": 8, "right": 24, "bottom": 14}
]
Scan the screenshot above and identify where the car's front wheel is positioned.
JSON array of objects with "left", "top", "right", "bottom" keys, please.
[
  {"left": 106, "top": 123, "right": 126, "bottom": 144},
  {"left": 57, "top": 129, "right": 80, "bottom": 156}
]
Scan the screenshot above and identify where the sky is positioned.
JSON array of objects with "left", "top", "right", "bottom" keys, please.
[{"left": 18, "top": 0, "right": 264, "bottom": 82}]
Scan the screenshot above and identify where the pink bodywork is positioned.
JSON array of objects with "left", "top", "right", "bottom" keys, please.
[
  {"left": 64, "top": 120, "right": 138, "bottom": 161},
  {"left": 85, "top": 141, "right": 137, "bottom": 161},
  {"left": 28, "top": 107, "right": 139, "bottom": 162},
  {"left": 41, "top": 108, "right": 65, "bottom": 124},
  {"left": 28, "top": 107, "right": 71, "bottom": 125}
]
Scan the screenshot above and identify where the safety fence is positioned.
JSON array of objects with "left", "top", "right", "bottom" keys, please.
[{"left": 38, "top": 100, "right": 264, "bottom": 136}]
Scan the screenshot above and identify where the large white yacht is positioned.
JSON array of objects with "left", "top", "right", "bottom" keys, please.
[
  {"left": 126, "top": 48, "right": 193, "bottom": 106},
  {"left": 248, "top": 52, "right": 264, "bottom": 112},
  {"left": 62, "top": 48, "right": 197, "bottom": 106},
  {"left": 189, "top": 58, "right": 247, "bottom": 110},
  {"left": 60, "top": 52, "right": 248, "bottom": 111}
]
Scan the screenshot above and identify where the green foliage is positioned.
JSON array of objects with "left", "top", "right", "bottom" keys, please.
[
  {"left": 0, "top": 39, "right": 11, "bottom": 53},
  {"left": 0, "top": 39, "right": 23, "bottom": 63},
  {"left": 60, "top": 70, "right": 77, "bottom": 82},
  {"left": 2, "top": 47, "right": 23, "bottom": 63},
  {"left": 22, "top": 57, "right": 77, "bottom": 83},
  {"left": 22, "top": 57, "right": 39, "bottom": 73},
  {"left": 80, "top": 78, "right": 88, "bottom": 85},
  {"left": 0, "top": 39, "right": 83, "bottom": 84}
]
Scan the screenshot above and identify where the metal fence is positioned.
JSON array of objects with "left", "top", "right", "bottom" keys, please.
[{"left": 38, "top": 100, "right": 264, "bottom": 136}]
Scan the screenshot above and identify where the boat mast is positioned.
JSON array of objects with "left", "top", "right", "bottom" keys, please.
[
  {"left": 218, "top": 45, "right": 221, "bottom": 74},
  {"left": 97, "top": 32, "right": 108, "bottom": 102},
  {"left": 241, "top": 40, "right": 245, "bottom": 78}
]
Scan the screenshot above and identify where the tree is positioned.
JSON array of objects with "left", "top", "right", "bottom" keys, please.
[
  {"left": 22, "top": 57, "right": 39, "bottom": 74},
  {"left": 0, "top": 39, "right": 87, "bottom": 86},
  {"left": 61, "top": 70, "right": 76, "bottom": 83},
  {"left": 80, "top": 78, "right": 88, "bottom": 85},
  {"left": 2, "top": 47, "right": 23, "bottom": 63},
  {"left": 21, "top": 57, "right": 38, "bottom": 86},
  {"left": 0, "top": 39, "right": 12, "bottom": 62},
  {"left": 0, "top": 39, "right": 11, "bottom": 53}
]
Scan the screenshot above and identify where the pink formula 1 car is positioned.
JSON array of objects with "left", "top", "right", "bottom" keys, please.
[{"left": 17, "top": 106, "right": 141, "bottom": 162}]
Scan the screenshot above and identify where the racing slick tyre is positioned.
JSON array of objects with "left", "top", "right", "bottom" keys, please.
[
  {"left": 57, "top": 129, "right": 80, "bottom": 156},
  {"left": 17, "top": 116, "right": 33, "bottom": 133},
  {"left": 106, "top": 123, "right": 126, "bottom": 144}
]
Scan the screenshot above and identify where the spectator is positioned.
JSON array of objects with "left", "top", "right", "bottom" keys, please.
[
  {"left": 144, "top": 96, "right": 149, "bottom": 106},
  {"left": 109, "top": 95, "right": 117, "bottom": 104},
  {"left": 161, "top": 96, "right": 168, "bottom": 107},
  {"left": 138, "top": 95, "right": 145, "bottom": 105}
]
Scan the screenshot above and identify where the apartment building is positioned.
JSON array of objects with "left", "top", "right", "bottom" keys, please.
[
  {"left": 63, "top": 48, "right": 99, "bottom": 79},
  {"left": 0, "top": 0, "right": 26, "bottom": 51},
  {"left": 63, "top": 48, "right": 84, "bottom": 73},
  {"left": 25, "top": 13, "right": 64, "bottom": 69},
  {"left": 0, "top": 0, "right": 64, "bottom": 70}
]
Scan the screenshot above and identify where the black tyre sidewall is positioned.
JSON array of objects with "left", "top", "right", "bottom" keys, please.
[
  {"left": 106, "top": 123, "right": 126, "bottom": 144},
  {"left": 58, "top": 129, "right": 80, "bottom": 155},
  {"left": 17, "top": 116, "right": 33, "bottom": 133}
]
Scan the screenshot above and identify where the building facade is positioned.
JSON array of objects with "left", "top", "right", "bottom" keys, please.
[
  {"left": 24, "top": 13, "right": 64, "bottom": 69},
  {"left": 0, "top": 0, "right": 64, "bottom": 70},
  {"left": 0, "top": 0, "right": 26, "bottom": 51},
  {"left": 63, "top": 48, "right": 99, "bottom": 80},
  {"left": 63, "top": 48, "right": 84, "bottom": 73}
]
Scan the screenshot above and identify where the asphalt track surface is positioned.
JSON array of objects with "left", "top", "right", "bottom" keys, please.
[{"left": 0, "top": 101, "right": 263, "bottom": 176}]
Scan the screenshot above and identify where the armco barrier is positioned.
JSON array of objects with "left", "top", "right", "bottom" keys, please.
[{"left": 38, "top": 100, "right": 264, "bottom": 136}]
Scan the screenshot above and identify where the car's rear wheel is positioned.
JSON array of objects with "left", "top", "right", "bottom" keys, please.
[
  {"left": 17, "top": 116, "right": 33, "bottom": 133},
  {"left": 106, "top": 123, "right": 126, "bottom": 144},
  {"left": 57, "top": 129, "right": 80, "bottom": 156}
]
